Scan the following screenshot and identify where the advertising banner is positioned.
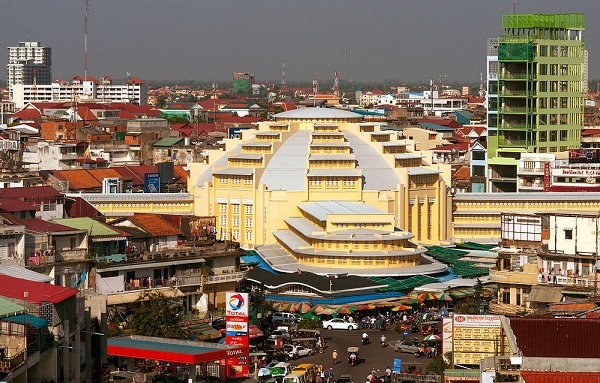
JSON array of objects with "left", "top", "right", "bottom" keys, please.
[{"left": 225, "top": 292, "right": 249, "bottom": 378}]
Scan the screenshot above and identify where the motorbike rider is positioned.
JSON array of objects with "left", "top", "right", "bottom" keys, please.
[
  {"left": 380, "top": 334, "right": 386, "bottom": 346},
  {"left": 349, "top": 352, "right": 357, "bottom": 365},
  {"left": 362, "top": 332, "right": 369, "bottom": 344}
]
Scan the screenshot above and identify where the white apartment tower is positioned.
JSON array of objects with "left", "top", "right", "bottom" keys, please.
[{"left": 7, "top": 42, "right": 52, "bottom": 98}]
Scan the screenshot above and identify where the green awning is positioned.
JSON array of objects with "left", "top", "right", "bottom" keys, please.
[{"left": 3, "top": 314, "right": 49, "bottom": 329}]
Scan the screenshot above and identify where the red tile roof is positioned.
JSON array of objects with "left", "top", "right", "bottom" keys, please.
[
  {"left": 130, "top": 214, "right": 182, "bottom": 236},
  {"left": 77, "top": 106, "right": 100, "bottom": 122},
  {"left": 510, "top": 318, "right": 600, "bottom": 358},
  {"left": 87, "top": 168, "right": 124, "bottom": 183},
  {"left": 0, "top": 274, "right": 78, "bottom": 304},
  {"left": 12, "top": 108, "right": 42, "bottom": 120},
  {"left": 215, "top": 116, "right": 264, "bottom": 123},
  {"left": 56, "top": 169, "right": 102, "bottom": 190},
  {"left": 127, "top": 77, "right": 145, "bottom": 85},
  {"left": 520, "top": 372, "right": 600, "bottom": 383}
]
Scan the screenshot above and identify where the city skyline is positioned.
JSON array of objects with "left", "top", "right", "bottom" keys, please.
[{"left": 2, "top": 0, "right": 599, "bottom": 85}]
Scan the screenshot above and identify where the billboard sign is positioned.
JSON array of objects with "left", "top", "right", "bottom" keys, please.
[
  {"left": 226, "top": 292, "right": 249, "bottom": 317},
  {"left": 225, "top": 292, "right": 249, "bottom": 378},
  {"left": 144, "top": 173, "right": 161, "bottom": 193}
]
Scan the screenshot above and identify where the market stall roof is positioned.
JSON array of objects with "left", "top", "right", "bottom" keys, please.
[
  {"left": 108, "top": 335, "right": 246, "bottom": 364},
  {"left": 2, "top": 313, "right": 49, "bottom": 329}
]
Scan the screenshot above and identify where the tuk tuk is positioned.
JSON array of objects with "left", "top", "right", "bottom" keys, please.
[
  {"left": 347, "top": 346, "right": 359, "bottom": 365},
  {"left": 420, "top": 321, "right": 439, "bottom": 335}
]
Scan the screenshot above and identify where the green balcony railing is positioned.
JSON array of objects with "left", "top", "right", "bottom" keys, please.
[{"left": 498, "top": 72, "right": 530, "bottom": 80}]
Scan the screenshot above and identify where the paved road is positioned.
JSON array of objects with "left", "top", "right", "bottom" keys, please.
[{"left": 286, "top": 328, "right": 430, "bottom": 382}]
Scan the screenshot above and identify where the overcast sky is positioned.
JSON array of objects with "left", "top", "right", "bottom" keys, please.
[{"left": 2, "top": 0, "right": 598, "bottom": 85}]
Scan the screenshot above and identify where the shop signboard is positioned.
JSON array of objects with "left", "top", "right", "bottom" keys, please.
[{"left": 225, "top": 292, "right": 249, "bottom": 378}]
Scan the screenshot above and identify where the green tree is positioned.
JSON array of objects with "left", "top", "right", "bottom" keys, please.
[
  {"left": 156, "top": 95, "right": 169, "bottom": 109},
  {"left": 130, "top": 291, "right": 187, "bottom": 339},
  {"left": 425, "top": 354, "right": 450, "bottom": 375},
  {"left": 166, "top": 115, "right": 190, "bottom": 124}
]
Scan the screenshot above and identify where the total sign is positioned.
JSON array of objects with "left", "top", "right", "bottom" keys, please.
[{"left": 226, "top": 292, "right": 249, "bottom": 317}]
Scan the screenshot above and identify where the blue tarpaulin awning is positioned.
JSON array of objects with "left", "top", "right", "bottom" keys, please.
[{"left": 2, "top": 313, "right": 49, "bottom": 329}]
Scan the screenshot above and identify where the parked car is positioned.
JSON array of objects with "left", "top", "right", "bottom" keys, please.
[
  {"left": 322, "top": 318, "right": 359, "bottom": 331},
  {"left": 268, "top": 329, "right": 290, "bottom": 343},
  {"left": 392, "top": 340, "right": 423, "bottom": 355},
  {"left": 335, "top": 374, "right": 354, "bottom": 383},
  {"left": 272, "top": 312, "right": 301, "bottom": 324},
  {"left": 286, "top": 345, "right": 313, "bottom": 359}
]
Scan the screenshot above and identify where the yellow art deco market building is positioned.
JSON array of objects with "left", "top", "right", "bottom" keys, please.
[{"left": 189, "top": 108, "right": 452, "bottom": 276}]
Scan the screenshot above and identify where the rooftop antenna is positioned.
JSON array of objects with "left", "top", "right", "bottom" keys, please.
[
  {"left": 349, "top": 49, "right": 353, "bottom": 83},
  {"left": 281, "top": 62, "right": 286, "bottom": 87},
  {"left": 333, "top": 70, "right": 340, "bottom": 99},
  {"left": 512, "top": 0, "right": 516, "bottom": 14},
  {"left": 312, "top": 76, "right": 319, "bottom": 96},
  {"left": 84, "top": 0, "right": 89, "bottom": 80}
]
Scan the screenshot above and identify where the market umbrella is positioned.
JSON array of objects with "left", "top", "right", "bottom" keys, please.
[
  {"left": 436, "top": 293, "right": 452, "bottom": 302},
  {"left": 417, "top": 292, "right": 437, "bottom": 303},
  {"left": 423, "top": 334, "right": 441, "bottom": 342},
  {"left": 280, "top": 303, "right": 294, "bottom": 312},
  {"left": 293, "top": 302, "right": 312, "bottom": 314},
  {"left": 391, "top": 304, "right": 410, "bottom": 312},
  {"left": 302, "top": 312, "right": 319, "bottom": 320},
  {"left": 321, "top": 308, "right": 336, "bottom": 316},
  {"left": 355, "top": 305, "right": 371, "bottom": 311},
  {"left": 258, "top": 368, "right": 272, "bottom": 377},
  {"left": 269, "top": 367, "right": 286, "bottom": 377},
  {"left": 337, "top": 306, "right": 352, "bottom": 315},
  {"left": 311, "top": 305, "right": 328, "bottom": 315},
  {"left": 272, "top": 302, "right": 284, "bottom": 311}
]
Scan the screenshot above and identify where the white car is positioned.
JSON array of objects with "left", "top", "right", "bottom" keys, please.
[
  {"left": 284, "top": 345, "right": 313, "bottom": 359},
  {"left": 322, "top": 318, "right": 359, "bottom": 331}
]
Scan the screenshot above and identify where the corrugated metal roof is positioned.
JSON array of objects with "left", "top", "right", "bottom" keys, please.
[
  {"left": 153, "top": 137, "right": 184, "bottom": 147},
  {"left": 520, "top": 371, "right": 600, "bottom": 383},
  {"left": 407, "top": 167, "right": 443, "bottom": 175},
  {"left": 52, "top": 217, "right": 121, "bottom": 237},
  {"left": 228, "top": 154, "right": 263, "bottom": 160},
  {"left": 298, "top": 201, "right": 386, "bottom": 221},
  {"left": 0, "top": 274, "right": 78, "bottom": 304},
  {"left": 510, "top": 318, "right": 600, "bottom": 358},
  {"left": 212, "top": 168, "right": 254, "bottom": 176},
  {"left": 0, "top": 297, "right": 25, "bottom": 318},
  {"left": 274, "top": 108, "right": 362, "bottom": 119},
  {"left": 0, "top": 265, "right": 54, "bottom": 283},
  {"left": 395, "top": 153, "right": 425, "bottom": 159},
  {"left": 455, "top": 192, "right": 600, "bottom": 201},
  {"left": 3, "top": 313, "right": 49, "bottom": 329},
  {"left": 309, "top": 154, "right": 356, "bottom": 161},
  {"left": 306, "top": 169, "right": 361, "bottom": 177},
  {"left": 259, "top": 130, "right": 310, "bottom": 191},
  {"left": 97, "top": 258, "right": 205, "bottom": 273}
]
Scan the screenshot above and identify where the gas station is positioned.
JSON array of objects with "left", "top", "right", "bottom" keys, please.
[{"left": 107, "top": 335, "right": 248, "bottom": 381}]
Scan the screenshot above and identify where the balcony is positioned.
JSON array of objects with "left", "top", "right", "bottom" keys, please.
[
  {"left": 499, "top": 89, "right": 529, "bottom": 97},
  {"left": 538, "top": 273, "right": 596, "bottom": 288},
  {"left": 498, "top": 72, "right": 530, "bottom": 80},
  {"left": 203, "top": 270, "right": 248, "bottom": 285},
  {"left": 499, "top": 123, "right": 528, "bottom": 130},
  {"left": 489, "top": 268, "right": 539, "bottom": 284},
  {"left": 498, "top": 138, "right": 528, "bottom": 147},
  {"left": 518, "top": 166, "right": 545, "bottom": 174},
  {"left": 499, "top": 107, "right": 528, "bottom": 114}
]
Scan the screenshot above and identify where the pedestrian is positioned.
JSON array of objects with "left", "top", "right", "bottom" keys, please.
[
  {"left": 385, "top": 366, "right": 392, "bottom": 383},
  {"left": 327, "top": 368, "right": 335, "bottom": 383},
  {"left": 332, "top": 349, "right": 338, "bottom": 365}
]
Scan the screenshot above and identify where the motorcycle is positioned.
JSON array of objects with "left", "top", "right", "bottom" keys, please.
[
  {"left": 410, "top": 323, "right": 420, "bottom": 333},
  {"left": 362, "top": 335, "right": 370, "bottom": 345},
  {"left": 380, "top": 336, "right": 386, "bottom": 347}
]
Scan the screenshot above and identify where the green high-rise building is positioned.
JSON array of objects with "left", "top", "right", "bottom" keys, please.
[{"left": 487, "top": 14, "right": 585, "bottom": 192}]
